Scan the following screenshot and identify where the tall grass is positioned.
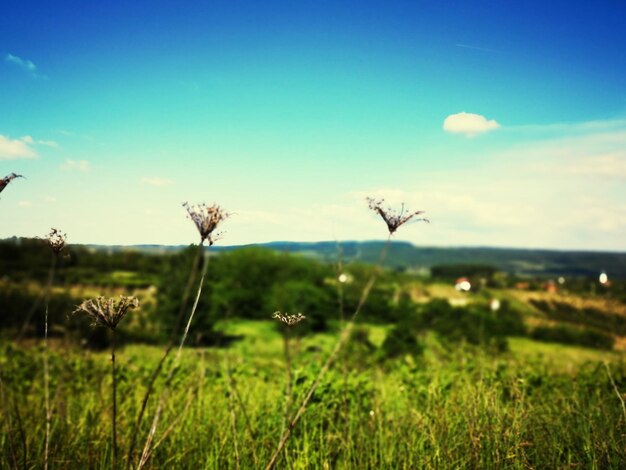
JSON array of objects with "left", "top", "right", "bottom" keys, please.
[{"left": 1, "top": 338, "right": 625, "bottom": 468}]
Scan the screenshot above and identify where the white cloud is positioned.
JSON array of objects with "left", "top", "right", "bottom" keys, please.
[
  {"left": 5, "top": 53, "right": 36, "bottom": 72},
  {"left": 37, "top": 140, "right": 59, "bottom": 148},
  {"left": 443, "top": 112, "right": 500, "bottom": 137},
  {"left": 0, "top": 135, "right": 37, "bottom": 160},
  {"left": 18, "top": 200, "right": 33, "bottom": 207},
  {"left": 140, "top": 176, "right": 174, "bottom": 186},
  {"left": 502, "top": 127, "right": 626, "bottom": 180},
  {"left": 20, "top": 135, "right": 59, "bottom": 148},
  {"left": 5, "top": 53, "right": 46, "bottom": 78},
  {"left": 62, "top": 159, "right": 90, "bottom": 172}
]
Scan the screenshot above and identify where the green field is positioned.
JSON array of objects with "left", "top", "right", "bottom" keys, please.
[
  {"left": 2, "top": 320, "right": 626, "bottom": 469},
  {"left": 1, "top": 240, "right": 626, "bottom": 468}
]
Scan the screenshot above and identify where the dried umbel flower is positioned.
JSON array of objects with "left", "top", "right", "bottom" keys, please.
[
  {"left": 0, "top": 172, "right": 24, "bottom": 195},
  {"left": 272, "top": 312, "right": 306, "bottom": 326},
  {"left": 183, "top": 202, "right": 229, "bottom": 245},
  {"left": 46, "top": 228, "right": 67, "bottom": 255},
  {"left": 73, "top": 295, "right": 139, "bottom": 331},
  {"left": 367, "top": 197, "right": 429, "bottom": 234}
]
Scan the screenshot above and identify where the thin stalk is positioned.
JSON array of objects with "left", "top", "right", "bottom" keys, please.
[
  {"left": 43, "top": 254, "right": 57, "bottom": 470},
  {"left": 279, "top": 326, "right": 294, "bottom": 441},
  {"left": 137, "top": 245, "right": 211, "bottom": 470},
  {"left": 604, "top": 362, "right": 626, "bottom": 422},
  {"left": 18, "top": 253, "right": 57, "bottom": 342},
  {"left": 229, "top": 373, "right": 259, "bottom": 452},
  {"left": 125, "top": 244, "right": 203, "bottom": 469},
  {"left": 111, "top": 329, "right": 117, "bottom": 470},
  {"left": 265, "top": 235, "right": 391, "bottom": 470}
]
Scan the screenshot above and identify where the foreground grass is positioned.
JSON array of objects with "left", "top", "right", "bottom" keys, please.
[{"left": 1, "top": 321, "right": 625, "bottom": 469}]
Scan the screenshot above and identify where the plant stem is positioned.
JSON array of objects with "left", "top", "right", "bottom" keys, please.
[
  {"left": 279, "top": 326, "right": 293, "bottom": 441},
  {"left": 43, "top": 254, "right": 57, "bottom": 470},
  {"left": 125, "top": 243, "right": 203, "bottom": 469},
  {"left": 111, "top": 329, "right": 117, "bottom": 470},
  {"left": 137, "top": 245, "right": 211, "bottom": 470},
  {"left": 265, "top": 235, "right": 391, "bottom": 470}
]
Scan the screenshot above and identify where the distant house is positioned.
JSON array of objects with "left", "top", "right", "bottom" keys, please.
[
  {"left": 454, "top": 277, "right": 471, "bottom": 292},
  {"left": 543, "top": 280, "right": 558, "bottom": 294},
  {"left": 514, "top": 282, "right": 530, "bottom": 290}
]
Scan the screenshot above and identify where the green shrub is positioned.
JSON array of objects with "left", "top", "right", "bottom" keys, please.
[{"left": 531, "top": 325, "right": 614, "bottom": 350}]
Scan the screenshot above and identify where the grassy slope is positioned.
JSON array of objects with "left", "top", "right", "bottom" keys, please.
[{"left": 2, "top": 318, "right": 625, "bottom": 468}]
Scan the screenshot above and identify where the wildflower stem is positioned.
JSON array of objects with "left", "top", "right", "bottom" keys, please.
[
  {"left": 43, "top": 254, "right": 57, "bottom": 470},
  {"left": 279, "top": 326, "right": 293, "bottom": 441},
  {"left": 125, "top": 243, "right": 203, "bottom": 469},
  {"left": 111, "top": 329, "right": 117, "bottom": 470},
  {"left": 265, "top": 235, "right": 391, "bottom": 470},
  {"left": 137, "top": 245, "right": 211, "bottom": 470}
]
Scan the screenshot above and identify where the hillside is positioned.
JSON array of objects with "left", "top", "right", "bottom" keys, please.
[{"left": 120, "top": 240, "right": 626, "bottom": 279}]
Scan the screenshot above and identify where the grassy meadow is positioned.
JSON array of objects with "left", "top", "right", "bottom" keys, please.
[{"left": 1, "top": 234, "right": 626, "bottom": 469}]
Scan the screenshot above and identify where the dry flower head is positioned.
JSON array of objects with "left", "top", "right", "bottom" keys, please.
[
  {"left": 46, "top": 228, "right": 67, "bottom": 255},
  {"left": 272, "top": 311, "right": 306, "bottom": 326},
  {"left": 0, "top": 172, "right": 24, "bottom": 195},
  {"left": 73, "top": 295, "right": 139, "bottom": 330},
  {"left": 367, "top": 197, "right": 429, "bottom": 234},
  {"left": 183, "top": 202, "right": 229, "bottom": 245}
]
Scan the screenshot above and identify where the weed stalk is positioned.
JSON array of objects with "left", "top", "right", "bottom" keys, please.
[{"left": 265, "top": 235, "right": 391, "bottom": 470}]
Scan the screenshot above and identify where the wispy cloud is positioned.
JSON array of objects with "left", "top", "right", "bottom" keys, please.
[
  {"left": 0, "top": 135, "right": 37, "bottom": 160},
  {"left": 21, "top": 135, "right": 59, "bottom": 148},
  {"left": 502, "top": 125, "right": 626, "bottom": 180},
  {"left": 140, "top": 176, "right": 174, "bottom": 186},
  {"left": 443, "top": 112, "right": 500, "bottom": 137},
  {"left": 18, "top": 200, "right": 33, "bottom": 207},
  {"left": 62, "top": 159, "right": 90, "bottom": 172},
  {"left": 455, "top": 43, "right": 494, "bottom": 52},
  {"left": 5, "top": 53, "right": 46, "bottom": 79},
  {"left": 334, "top": 119, "right": 626, "bottom": 249}
]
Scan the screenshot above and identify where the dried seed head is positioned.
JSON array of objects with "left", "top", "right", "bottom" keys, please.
[
  {"left": 46, "top": 228, "right": 67, "bottom": 255},
  {"left": 73, "top": 295, "right": 139, "bottom": 331},
  {"left": 272, "top": 311, "right": 306, "bottom": 326},
  {"left": 366, "top": 197, "right": 429, "bottom": 234},
  {"left": 183, "top": 202, "right": 229, "bottom": 245},
  {"left": 0, "top": 172, "right": 24, "bottom": 195}
]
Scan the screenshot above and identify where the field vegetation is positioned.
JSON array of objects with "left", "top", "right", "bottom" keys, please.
[{"left": 1, "top": 217, "right": 626, "bottom": 468}]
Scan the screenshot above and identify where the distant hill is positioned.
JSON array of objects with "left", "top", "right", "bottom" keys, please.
[
  {"left": 111, "top": 240, "right": 626, "bottom": 279},
  {"left": 3, "top": 236, "right": 624, "bottom": 279}
]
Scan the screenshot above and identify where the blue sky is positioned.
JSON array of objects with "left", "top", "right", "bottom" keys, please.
[{"left": 1, "top": 0, "right": 625, "bottom": 250}]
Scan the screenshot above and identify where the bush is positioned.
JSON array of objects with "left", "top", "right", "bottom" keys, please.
[
  {"left": 531, "top": 325, "right": 614, "bottom": 350},
  {"left": 414, "top": 298, "right": 525, "bottom": 352}
]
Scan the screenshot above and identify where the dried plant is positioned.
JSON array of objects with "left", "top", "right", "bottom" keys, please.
[
  {"left": 74, "top": 295, "right": 139, "bottom": 470},
  {"left": 272, "top": 311, "right": 306, "bottom": 326},
  {"left": 73, "top": 295, "right": 139, "bottom": 331},
  {"left": 41, "top": 227, "right": 66, "bottom": 469},
  {"left": 272, "top": 312, "right": 306, "bottom": 446},
  {"left": 183, "top": 202, "right": 229, "bottom": 245},
  {"left": 136, "top": 202, "right": 230, "bottom": 470},
  {"left": 366, "top": 197, "right": 429, "bottom": 234},
  {"left": 45, "top": 228, "right": 67, "bottom": 255},
  {"left": 265, "top": 196, "right": 429, "bottom": 470},
  {"left": 0, "top": 172, "right": 24, "bottom": 195}
]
